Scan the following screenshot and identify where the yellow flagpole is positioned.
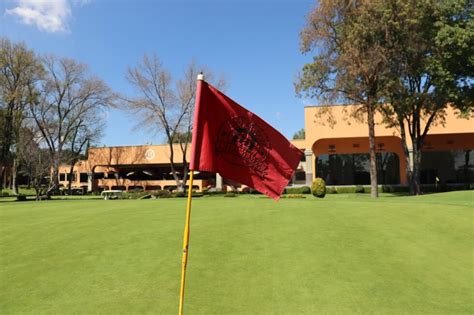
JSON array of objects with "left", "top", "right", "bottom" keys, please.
[{"left": 179, "top": 170, "right": 194, "bottom": 315}]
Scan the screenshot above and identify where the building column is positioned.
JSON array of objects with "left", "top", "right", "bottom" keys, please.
[
  {"left": 216, "top": 173, "right": 223, "bottom": 191},
  {"left": 305, "top": 149, "right": 313, "bottom": 186}
]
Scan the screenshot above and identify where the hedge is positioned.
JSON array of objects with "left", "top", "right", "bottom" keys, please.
[
  {"left": 285, "top": 186, "right": 311, "bottom": 194},
  {"left": 325, "top": 185, "right": 410, "bottom": 194}
]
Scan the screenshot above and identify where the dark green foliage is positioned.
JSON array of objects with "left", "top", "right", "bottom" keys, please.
[
  {"left": 355, "top": 186, "right": 365, "bottom": 193},
  {"left": 202, "top": 190, "right": 226, "bottom": 196},
  {"left": 151, "top": 190, "right": 172, "bottom": 198},
  {"left": 311, "top": 178, "right": 326, "bottom": 198},
  {"left": 123, "top": 191, "right": 149, "bottom": 199},
  {"left": 327, "top": 185, "right": 410, "bottom": 194},
  {"left": 420, "top": 184, "right": 473, "bottom": 193},
  {"left": 382, "top": 185, "right": 410, "bottom": 193},
  {"left": 285, "top": 186, "right": 311, "bottom": 194},
  {"left": 174, "top": 192, "right": 185, "bottom": 198},
  {"left": 138, "top": 194, "right": 152, "bottom": 200},
  {"left": 224, "top": 192, "right": 237, "bottom": 197},
  {"left": 16, "top": 194, "right": 26, "bottom": 201}
]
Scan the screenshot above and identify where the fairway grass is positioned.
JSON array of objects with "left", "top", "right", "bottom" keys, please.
[{"left": 0, "top": 191, "right": 473, "bottom": 314}]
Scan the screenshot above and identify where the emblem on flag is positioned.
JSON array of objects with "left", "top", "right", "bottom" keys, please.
[
  {"left": 216, "top": 116, "right": 270, "bottom": 178},
  {"left": 190, "top": 79, "right": 303, "bottom": 200}
]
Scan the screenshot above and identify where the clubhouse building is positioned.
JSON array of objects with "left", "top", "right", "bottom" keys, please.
[{"left": 60, "top": 105, "right": 473, "bottom": 192}]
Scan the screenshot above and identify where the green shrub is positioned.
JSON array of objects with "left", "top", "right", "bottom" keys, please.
[
  {"left": 152, "top": 190, "right": 171, "bottom": 198},
  {"left": 124, "top": 191, "right": 149, "bottom": 199},
  {"left": 285, "top": 186, "right": 311, "bottom": 194},
  {"left": 382, "top": 185, "right": 409, "bottom": 193},
  {"left": 224, "top": 192, "right": 237, "bottom": 197},
  {"left": 0, "top": 191, "right": 9, "bottom": 197},
  {"left": 174, "top": 191, "right": 186, "bottom": 198},
  {"left": 16, "top": 194, "right": 27, "bottom": 201},
  {"left": 205, "top": 191, "right": 226, "bottom": 196},
  {"left": 329, "top": 187, "right": 337, "bottom": 194},
  {"left": 311, "top": 178, "right": 326, "bottom": 198},
  {"left": 355, "top": 185, "right": 365, "bottom": 193}
]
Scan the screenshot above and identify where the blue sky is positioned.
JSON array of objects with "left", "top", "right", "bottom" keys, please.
[{"left": 1, "top": 0, "right": 316, "bottom": 146}]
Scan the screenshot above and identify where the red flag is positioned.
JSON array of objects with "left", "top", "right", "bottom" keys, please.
[{"left": 190, "top": 80, "right": 303, "bottom": 200}]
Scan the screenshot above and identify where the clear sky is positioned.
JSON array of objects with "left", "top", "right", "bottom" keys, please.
[{"left": 1, "top": 0, "right": 316, "bottom": 146}]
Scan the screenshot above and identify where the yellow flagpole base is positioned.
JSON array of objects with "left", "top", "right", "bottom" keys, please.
[{"left": 178, "top": 171, "right": 194, "bottom": 315}]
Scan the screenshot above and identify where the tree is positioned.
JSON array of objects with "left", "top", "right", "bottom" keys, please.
[
  {"left": 379, "top": 0, "right": 473, "bottom": 194},
  {"left": 292, "top": 128, "right": 305, "bottom": 140},
  {"left": 0, "top": 38, "right": 42, "bottom": 193},
  {"left": 17, "top": 125, "right": 51, "bottom": 200},
  {"left": 296, "top": 0, "right": 392, "bottom": 198},
  {"left": 64, "top": 120, "right": 103, "bottom": 194},
  {"left": 29, "top": 55, "right": 113, "bottom": 195},
  {"left": 123, "top": 54, "right": 225, "bottom": 191}
]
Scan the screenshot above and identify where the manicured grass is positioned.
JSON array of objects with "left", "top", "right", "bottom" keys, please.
[{"left": 0, "top": 192, "right": 472, "bottom": 314}]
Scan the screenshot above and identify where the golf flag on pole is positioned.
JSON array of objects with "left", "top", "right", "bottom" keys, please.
[{"left": 190, "top": 79, "right": 303, "bottom": 200}]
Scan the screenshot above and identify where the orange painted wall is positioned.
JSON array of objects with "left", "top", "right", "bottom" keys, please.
[
  {"left": 59, "top": 104, "right": 473, "bottom": 189},
  {"left": 304, "top": 105, "right": 473, "bottom": 147},
  {"left": 88, "top": 144, "right": 187, "bottom": 169},
  {"left": 304, "top": 105, "right": 473, "bottom": 185}
]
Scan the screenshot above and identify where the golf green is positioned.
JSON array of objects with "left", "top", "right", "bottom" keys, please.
[{"left": 0, "top": 191, "right": 472, "bottom": 314}]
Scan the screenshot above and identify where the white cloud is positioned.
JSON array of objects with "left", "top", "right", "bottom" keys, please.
[{"left": 6, "top": 0, "right": 90, "bottom": 33}]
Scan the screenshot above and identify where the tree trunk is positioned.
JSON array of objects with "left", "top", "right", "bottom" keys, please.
[
  {"left": 68, "top": 164, "right": 74, "bottom": 195},
  {"left": 411, "top": 142, "right": 421, "bottom": 195},
  {"left": 182, "top": 161, "right": 189, "bottom": 193},
  {"left": 2, "top": 168, "right": 7, "bottom": 190},
  {"left": 398, "top": 115, "right": 413, "bottom": 193},
  {"left": 0, "top": 167, "right": 5, "bottom": 191},
  {"left": 11, "top": 157, "right": 19, "bottom": 195},
  {"left": 35, "top": 185, "right": 41, "bottom": 201},
  {"left": 367, "top": 101, "right": 378, "bottom": 198},
  {"left": 180, "top": 141, "right": 190, "bottom": 193},
  {"left": 0, "top": 109, "right": 13, "bottom": 181},
  {"left": 167, "top": 141, "right": 184, "bottom": 192},
  {"left": 48, "top": 156, "right": 60, "bottom": 196},
  {"left": 410, "top": 106, "right": 424, "bottom": 196}
]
